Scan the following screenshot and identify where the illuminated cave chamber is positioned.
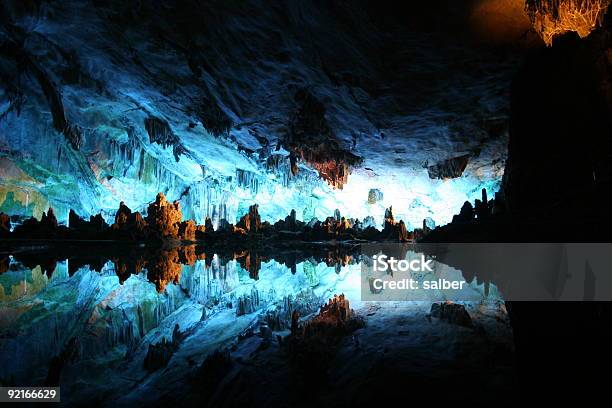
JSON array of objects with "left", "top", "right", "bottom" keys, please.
[{"left": 0, "top": 0, "right": 519, "bottom": 230}]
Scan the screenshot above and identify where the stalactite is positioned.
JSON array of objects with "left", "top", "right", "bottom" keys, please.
[
  {"left": 236, "top": 169, "right": 260, "bottom": 195},
  {"left": 526, "top": 0, "right": 611, "bottom": 45},
  {"left": 182, "top": 260, "right": 240, "bottom": 305}
]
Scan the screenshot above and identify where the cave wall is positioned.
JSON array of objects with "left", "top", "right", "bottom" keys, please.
[{"left": 501, "top": 8, "right": 612, "bottom": 218}]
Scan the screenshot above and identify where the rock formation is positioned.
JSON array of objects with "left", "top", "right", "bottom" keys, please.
[
  {"left": 40, "top": 208, "right": 58, "bottom": 230},
  {"left": 427, "top": 154, "right": 471, "bottom": 179},
  {"left": 430, "top": 302, "right": 473, "bottom": 327},
  {"left": 236, "top": 204, "right": 261, "bottom": 234},
  {"left": 3, "top": 192, "right": 425, "bottom": 244},
  {"left": 382, "top": 207, "right": 410, "bottom": 242},
  {"left": 146, "top": 193, "right": 183, "bottom": 240},
  {"left": 178, "top": 220, "right": 196, "bottom": 241},
  {"left": 287, "top": 89, "right": 361, "bottom": 189},
  {"left": 146, "top": 248, "right": 182, "bottom": 292},
  {"left": 143, "top": 324, "right": 185, "bottom": 371},
  {"left": 236, "top": 288, "right": 261, "bottom": 316},
  {"left": 114, "top": 201, "right": 132, "bottom": 227},
  {"left": 452, "top": 201, "right": 475, "bottom": 223},
  {"left": 367, "top": 189, "right": 383, "bottom": 204}
]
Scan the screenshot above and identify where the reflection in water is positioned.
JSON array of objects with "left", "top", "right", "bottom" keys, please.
[
  {"left": 1, "top": 243, "right": 363, "bottom": 293},
  {"left": 0, "top": 243, "right": 503, "bottom": 402}
]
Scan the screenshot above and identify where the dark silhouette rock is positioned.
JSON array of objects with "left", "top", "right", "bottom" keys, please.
[
  {"left": 0, "top": 256, "right": 9, "bottom": 274},
  {"left": 40, "top": 208, "right": 58, "bottom": 230},
  {"left": 0, "top": 212, "right": 10, "bottom": 237},
  {"left": 452, "top": 201, "right": 474, "bottom": 223},
  {"left": 114, "top": 201, "right": 132, "bottom": 227},
  {"left": 427, "top": 154, "right": 470, "bottom": 179},
  {"left": 143, "top": 324, "right": 185, "bottom": 371},
  {"left": 430, "top": 302, "right": 472, "bottom": 327},
  {"left": 45, "top": 337, "right": 80, "bottom": 386},
  {"left": 204, "top": 217, "right": 214, "bottom": 232}
]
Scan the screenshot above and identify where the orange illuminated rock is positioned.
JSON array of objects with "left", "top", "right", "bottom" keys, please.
[
  {"left": 178, "top": 220, "right": 196, "bottom": 241},
  {"left": 287, "top": 89, "right": 361, "bottom": 189},
  {"left": 147, "top": 249, "right": 182, "bottom": 292},
  {"left": 146, "top": 193, "right": 182, "bottom": 239},
  {"left": 309, "top": 160, "right": 350, "bottom": 189},
  {"left": 317, "top": 293, "right": 352, "bottom": 322},
  {"left": 195, "top": 224, "right": 207, "bottom": 239},
  {"left": 178, "top": 245, "right": 197, "bottom": 265},
  {"left": 235, "top": 250, "right": 261, "bottom": 279},
  {"left": 131, "top": 212, "right": 148, "bottom": 235},
  {"left": 114, "top": 201, "right": 132, "bottom": 227},
  {"left": 299, "top": 293, "right": 363, "bottom": 338},
  {"left": 526, "top": 0, "right": 611, "bottom": 46},
  {"left": 236, "top": 204, "right": 261, "bottom": 233}
]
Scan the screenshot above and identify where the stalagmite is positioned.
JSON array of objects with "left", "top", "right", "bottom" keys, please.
[
  {"left": 236, "top": 204, "right": 261, "bottom": 233},
  {"left": 143, "top": 324, "right": 185, "bottom": 371},
  {"left": 178, "top": 220, "right": 196, "bottom": 241},
  {"left": 146, "top": 193, "right": 183, "bottom": 239},
  {"left": 114, "top": 201, "right": 132, "bottom": 227}
]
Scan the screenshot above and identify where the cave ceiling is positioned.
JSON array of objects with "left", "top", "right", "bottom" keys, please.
[{"left": 0, "top": 0, "right": 527, "bottom": 227}]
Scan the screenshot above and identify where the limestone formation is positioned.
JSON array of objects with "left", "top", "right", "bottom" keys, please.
[
  {"left": 204, "top": 217, "right": 214, "bottom": 232},
  {"left": 236, "top": 204, "right": 261, "bottom": 233},
  {"left": 287, "top": 293, "right": 364, "bottom": 342},
  {"left": 3, "top": 192, "right": 424, "bottom": 244},
  {"left": 69, "top": 209, "right": 110, "bottom": 239},
  {"left": 147, "top": 249, "right": 182, "bottom": 292},
  {"left": 384, "top": 206, "right": 395, "bottom": 227},
  {"left": 236, "top": 288, "right": 261, "bottom": 316},
  {"left": 178, "top": 220, "right": 196, "bottom": 241},
  {"left": 114, "top": 201, "right": 132, "bottom": 227},
  {"left": 40, "top": 208, "right": 58, "bottom": 230},
  {"left": 146, "top": 193, "right": 182, "bottom": 239},
  {"left": 382, "top": 207, "right": 410, "bottom": 242},
  {"left": 427, "top": 154, "right": 471, "bottom": 179}
]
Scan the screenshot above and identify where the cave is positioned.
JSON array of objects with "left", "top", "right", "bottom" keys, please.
[{"left": 1, "top": 0, "right": 611, "bottom": 406}]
